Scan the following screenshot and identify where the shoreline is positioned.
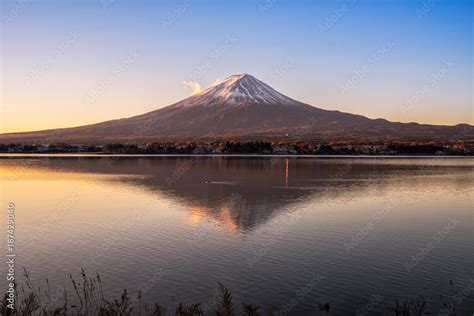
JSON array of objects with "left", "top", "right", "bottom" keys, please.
[{"left": 0, "top": 153, "right": 473, "bottom": 158}]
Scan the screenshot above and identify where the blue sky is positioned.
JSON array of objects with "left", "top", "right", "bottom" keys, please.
[{"left": 1, "top": 0, "right": 472, "bottom": 132}]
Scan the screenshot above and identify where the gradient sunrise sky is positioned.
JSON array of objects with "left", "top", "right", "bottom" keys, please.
[{"left": 1, "top": 0, "right": 472, "bottom": 133}]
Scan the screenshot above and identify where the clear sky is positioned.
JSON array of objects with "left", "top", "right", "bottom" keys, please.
[{"left": 1, "top": 0, "right": 472, "bottom": 133}]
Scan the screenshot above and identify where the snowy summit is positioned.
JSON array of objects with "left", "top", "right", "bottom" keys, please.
[{"left": 175, "top": 74, "right": 297, "bottom": 108}]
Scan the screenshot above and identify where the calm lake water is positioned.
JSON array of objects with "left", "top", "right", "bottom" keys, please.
[{"left": 0, "top": 156, "right": 473, "bottom": 314}]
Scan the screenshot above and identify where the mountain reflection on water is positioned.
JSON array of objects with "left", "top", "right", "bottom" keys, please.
[
  {"left": 3, "top": 156, "right": 472, "bottom": 232},
  {"left": 0, "top": 156, "right": 473, "bottom": 314}
]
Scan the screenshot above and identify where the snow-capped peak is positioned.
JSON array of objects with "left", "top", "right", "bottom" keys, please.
[{"left": 175, "top": 74, "right": 297, "bottom": 108}]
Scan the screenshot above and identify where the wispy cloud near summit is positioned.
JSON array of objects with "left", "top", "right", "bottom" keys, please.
[{"left": 182, "top": 80, "right": 202, "bottom": 95}]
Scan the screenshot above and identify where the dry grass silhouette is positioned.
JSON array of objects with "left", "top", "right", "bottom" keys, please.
[{"left": 0, "top": 269, "right": 461, "bottom": 315}]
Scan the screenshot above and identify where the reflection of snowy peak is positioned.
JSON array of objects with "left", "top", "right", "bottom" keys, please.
[{"left": 175, "top": 74, "right": 298, "bottom": 108}]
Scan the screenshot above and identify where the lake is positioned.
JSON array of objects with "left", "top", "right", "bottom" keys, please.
[{"left": 0, "top": 156, "right": 473, "bottom": 314}]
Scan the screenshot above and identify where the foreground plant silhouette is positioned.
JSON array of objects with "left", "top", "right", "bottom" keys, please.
[
  {"left": 1, "top": 269, "right": 250, "bottom": 316},
  {"left": 0, "top": 269, "right": 460, "bottom": 315}
]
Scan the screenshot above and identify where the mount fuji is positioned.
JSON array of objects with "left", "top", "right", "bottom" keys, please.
[{"left": 0, "top": 74, "right": 471, "bottom": 143}]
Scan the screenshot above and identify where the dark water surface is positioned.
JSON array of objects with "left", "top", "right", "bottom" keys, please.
[{"left": 0, "top": 157, "right": 473, "bottom": 314}]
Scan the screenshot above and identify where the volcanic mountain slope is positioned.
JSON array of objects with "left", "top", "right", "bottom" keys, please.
[{"left": 0, "top": 74, "right": 472, "bottom": 143}]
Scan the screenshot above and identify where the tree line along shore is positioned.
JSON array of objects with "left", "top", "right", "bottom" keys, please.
[{"left": 1, "top": 141, "right": 473, "bottom": 156}]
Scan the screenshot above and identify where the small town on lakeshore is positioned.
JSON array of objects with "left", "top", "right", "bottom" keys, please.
[{"left": 1, "top": 140, "right": 473, "bottom": 155}]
